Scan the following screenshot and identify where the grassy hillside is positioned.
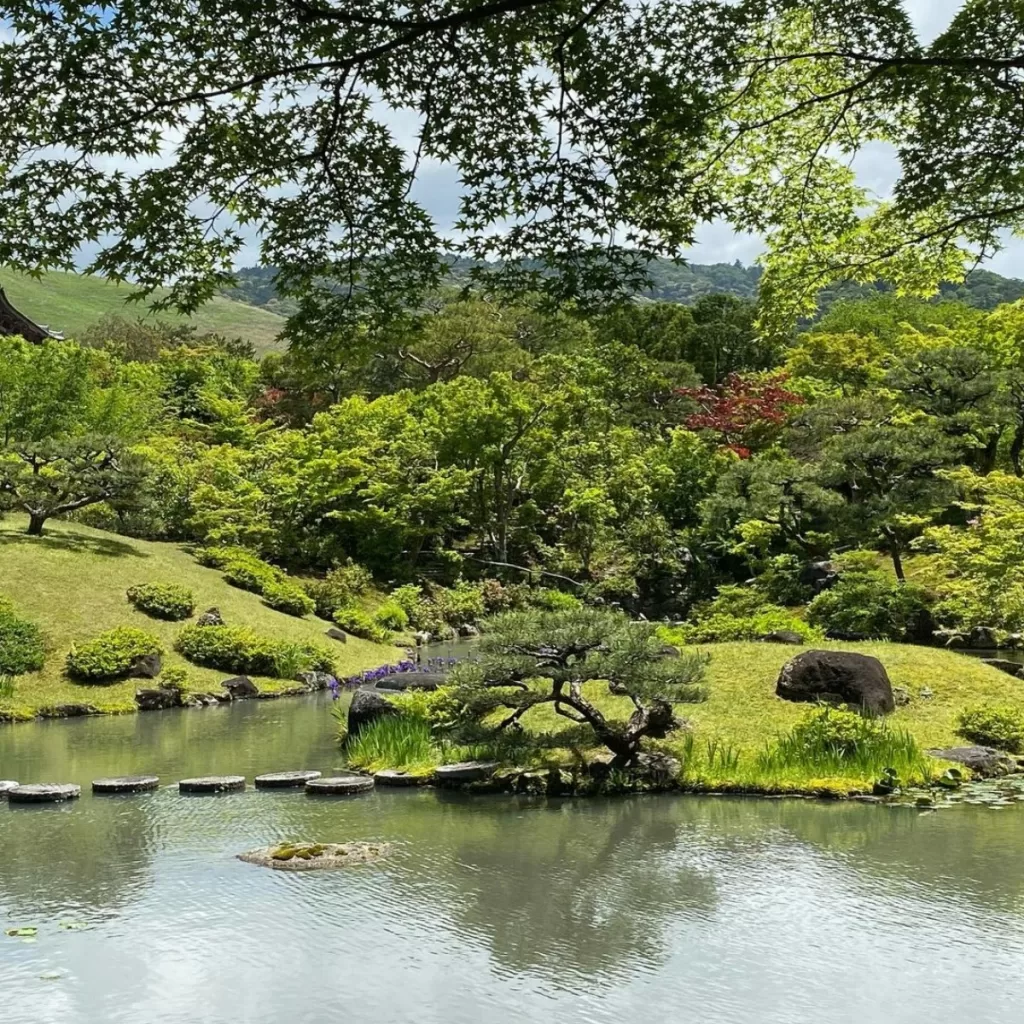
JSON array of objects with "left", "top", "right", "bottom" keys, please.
[
  {"left": 0, "top": 269, "right": 286, "bottom": 355},
  {"left": 0, "top": 516, "right": 398, "bottom": 721}
]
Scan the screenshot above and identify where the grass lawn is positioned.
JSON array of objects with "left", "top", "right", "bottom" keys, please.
[
  {"left": 0, "top": 269, "right": 286, "bottom": 356},
  {"left": 350, "top": 641, "right": 1024, "bottom": 796},
  {"left": 0, "top": 516, "right": 399, "bottom": 721}
]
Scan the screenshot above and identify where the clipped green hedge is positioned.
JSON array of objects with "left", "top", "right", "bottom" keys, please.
[
  {"left": 956, "top": 704, "right": 1024, "bottom": 753},
  {"left": 127, "top": 582, "right": 196, "bottom": 621},
  {"left": 332, "top": 605, "right": 392, "bottom": 644},
  {"left": 67, "top": 627, "right": 162, "bottom": 681},
  {"left": 0, "top": 597, "right": 46, "bottom": 676},
  {"left": 262, "top": 579, "right": 315, "bottom": 617},
  {"left": 175, "top": 625, "right": 333, "bottom": 678}
]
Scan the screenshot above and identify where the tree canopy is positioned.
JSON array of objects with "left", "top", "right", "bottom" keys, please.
[{"left": 2, "top": 1, "right": 1023, "bottom": 336}]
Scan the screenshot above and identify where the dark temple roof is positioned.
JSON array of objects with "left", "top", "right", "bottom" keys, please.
[{"left": 0, "top": 286, "right": 64, "bottom": 343}]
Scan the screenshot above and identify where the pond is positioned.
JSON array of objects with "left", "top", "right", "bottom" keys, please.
[{"left": 3, "top": 695, "right": 1024, "bottom": 1023}]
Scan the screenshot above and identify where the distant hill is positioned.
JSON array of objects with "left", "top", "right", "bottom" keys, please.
[
  {"left": 0, "top": 270, "right": 286, "bottom": 354},
  {"left": 225, "top": 260, "right": 1024, "bottom": 314}
]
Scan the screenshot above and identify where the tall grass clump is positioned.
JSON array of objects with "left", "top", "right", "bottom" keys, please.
[
  {"left": 345, "top": 716, "right": 438, "bottom": 775},
  {"left": 0, "top": 673, "right": 16, "bottom": 700}
]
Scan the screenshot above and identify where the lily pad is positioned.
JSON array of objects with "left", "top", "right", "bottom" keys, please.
[{"left": 5, "top": 927, "right": 38, "bottom": 938}]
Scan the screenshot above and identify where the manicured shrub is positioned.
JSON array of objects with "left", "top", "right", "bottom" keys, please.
[
  {"left": 956, "top": 704, "right": 1024, "bottom": 753},
  {"left": 806, "top": 558, "right": 933, "bottom": 641},
  {"left": 332, "top": 605, "right": 392, "bottom": 644},
  {"left": 668, "top": 587, "right": 821, "bottom": 644},
  {"left": 302, "top": 560, "right": 373, "bottom": 619},
  {"left": 0, "top": 597, "right": 46, "bottom": 675},
  {"left": 222, "top": 558, "right": 279, "bottom": 594},
  {"left": 478, "top": 578, "right": 529, "bottom": 614},
  {"left": 754, "top": 554, "right": 815, "bottom": 606},
  {"left": 373, "top": 599, "right": 409, "bottom": 632},
  {"left": 261, "top": 580, "right": 315, "bottom": 617},
  {"left": 127, "top": 582, "right": 196, "bottom": 621},
  {"left": 67, "top": 627, "right": 162, "bottom": 681},
  {"left": 527, "top": 588, "right": 582, "bottom": 612},
  {"left": 175, "top": 625, "right": 334, "bottom": 678}
]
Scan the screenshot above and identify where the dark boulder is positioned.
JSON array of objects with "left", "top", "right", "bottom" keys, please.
[
  {"left": 762, "top": 630, "right": 804, "bottom": 645},
  {"left": 128, "top": 653, "right": 162, "bottom": 679},
  {"left": 375, "top": 672, "right": 446, "bottom": 692},
  {"left": 44, "top": 703, "right": 99, "bottom": 718},
  {"left": 347, "top": 689, "right": 398, "bottom": 738},
  {"left": 776, "top": 650, "right": 895, "bottom": 714},
  {"left": 221, "top": 676, "right": 258, "bottom": 699},
  {"left": 799, "top": 560, "right": 839, "bottom": 595},
  {"left": 196, "top": 607, "right": 224, "bottom": 627},
  {"left": 927, "top": 746, "right": 1019, "bottom": 778},
  {"left": 296, "top": 671, "right": 336, "bottom": 692},
  {"left": 135, "top": 687, "right": 183, "bottom": 711},
  {"left": 458, "top": 623, "right": 480, "bottom": 638},
  {"left": 325, "top": 628, "right": 348, "bottom": 643},
  {"left": 981, "top": 658, "right": 1024, "bottom": 679},
  {"left": 903, "top": 607, "right": 938, "bottom": 646},
  {"left": 825, "top": 628, "right": 871, "bottom": 642}
]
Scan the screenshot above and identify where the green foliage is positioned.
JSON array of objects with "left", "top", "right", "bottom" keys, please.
[
  {"left": 956, "top": 705, "right": 1024, "bottom": 753},
  {"left": 126, "top": 582, "right": 195, "bottom": 621},
  {"left": 806, "top": 559, "right": 932, "bottom": 642},
  {"left": 527, "top": 589, "right": 582, "bottom": 612},
  {"left": 331, "top": 605, "right": 392, "bottom": 644},
  {"left": 302, "top": 561, "right": 374, "bottom": 619},
  {"left": 221, "top": 557, "right": 279, "bottom": 594},
  {"left": 159, "top": 666, "right": 190, "bottom": 693},
  {"left": 758, "top": 705, "right": 928, "bottom": 780},
  {"left": 668, "top": 587, "right": 822, "bottom": 644},
  {"left": 753, "top": 555, "right": 813, "bottom": 606},
  {"left": 261, "top": 579, "right": 315, "bottom": 618},
  {"left": 0, "top": 597, "right": 46, "bottom": 675},
  {"left": 175, "top": 624, "right": 333, "bottom": 678},
  {"left": 373, "top": 599, "right": 409, "bottom": 632},
  {"left": 387, "top": 686, "right": 464, "bottom": 731},
  {"left": 0, "top": 673, "right": 15, "bottom": 699},
  {"left": 344, "top": 716, "right": 437, "bottom": 775},
  {"left": 66, "top": 627, "right": 162, "bottom": 681}
]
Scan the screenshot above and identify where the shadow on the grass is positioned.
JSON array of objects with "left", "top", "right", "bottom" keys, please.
[{"left": 0, "top": 527, "right": 147, "bottom": 559}]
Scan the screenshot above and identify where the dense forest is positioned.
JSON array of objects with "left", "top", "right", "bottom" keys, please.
[{"left": 6, "top": 284, "right": 1024, "bottom": 652}]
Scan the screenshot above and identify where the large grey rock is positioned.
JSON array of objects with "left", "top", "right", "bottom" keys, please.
[
  {"left": 128, "top": 653, "right": 162, "bottom": 679},
  {"left": 179, "top": 775, "right": 246, "bottom": 793},
  {"left": 135, "top": 687, "right": 182, "bottom": 711},
  {"left": 196, "top": 607, "right": 224, "bottom": 627},
  {"left": 325, "top": 628, "right": 348, "bottom": 643},
  {"left": 0, "top": 780, "right": 19, "bottom": 796},
  {"left": 221, "top": 676, "right": 258, "bottom": 699},
  {"left": 305, "top": 775, "right": 375, "bottom": 796},
  {"left": 927, "top": 746, "right": 1019, "bottom": 778},
  {"left": 92, "top": 775, "right": 160, "bottom": 794},
  {"left": 981, "top": 658, "right": 1024, "bottom": 679},
  {"left": 346, "top": 689, "right": 398, "bottom": 738},
  {"left": 237, "top": 841, "right": 389, "bottom": 870},
  {"left": 776, "top": 650, "right": 895, "bottom": 714},
  {"left": 296, "top": 671, "right": 336, "bottom": 692},
  {"left": 375, "top": 672, "right": 446, "bottom": 692},
  {"left": 8, "top": 783, "right": 81, "bottom": 804},
  {"left": 762, "top": 630, "right": 804, "bottom": 645}
]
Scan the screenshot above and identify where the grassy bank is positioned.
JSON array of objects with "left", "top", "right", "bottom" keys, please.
[
  {"left": 346, "top": 642, "right": 1024, "bottom": 796},
  {"left": 0, "top": 516, "right": 398, "bottom": 720},
  {"left": 0, "top": 269, "right": 286, "bottom": 355}
]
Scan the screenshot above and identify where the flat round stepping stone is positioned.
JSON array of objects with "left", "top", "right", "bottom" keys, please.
[
  {"left": 178, "top": 775, "right": 246, "bottom": 794},
  {"left": 7, "top": 783, "right": 81, "bottom": 804},
  {"left": 92, "top": 775, "right": 160, "bottom": 794},
  {"left": 374, "top": 769, "right": 425, "bottom": 787},
  {"left": 0, "top": 780, "right": 19, "bottom": 797},
  {"left": 305, "top": 775, "right": 375, "bottom": 796},
  {"left": 435, "top": 761, "right": 499, "bottom": 784},
  {"left": 255, "top": 770, "right": 322, "bottom": 789}
]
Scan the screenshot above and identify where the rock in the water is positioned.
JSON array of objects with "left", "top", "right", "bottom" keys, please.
[
  {"left": 254, "top": 770, "right": 322, "bottom": 789},
  {"left": 981, "top": 658, "right": 1024, "bottom": 679},
  {"left": 762, "top": 630, "right": 804, "bottom": 645},
  {"left": 375, "top": 672, "right": 446, "bottom": 692},
  {"left": 927, "top": 746, "right": 1018, "bottom": 778},
  {"left": 44, "top": 703, "right": 98, "bottom": 718},
  {"left": 237, "top": 841, "right": 390, "bottom": 871},
  {"left": 325, "top": 628, "right": 348, "bottom": 643},
  {"left": 296, "top": 671, "right": 336, "bottom": 692},
  {"left": 128, "top": 653, "right": 162, "bottom": 679},
  {"left": 347, "top": 689, "right": 398, "bottom": 738},
  {"left": 305, "top": 775, "right": 375, "bottom": 796},
  {"left": 135, "top": 687, "right": 183, "bottom": 711},
  {"left": 434, "top": 761, "right": 499, "bottom": 785},
  {"left": 0, "top": 780, "right": 19, "bottom": 797},
  {"left": 776, "top": 650, "right": 895, "bottom": 714},
  {"left": 458, "top": 623, "right": 480, "bottom": 638},
  {"left": 969, "top": 626, "right": 1000, "bottom": 649},
  {"left": 221, "top": 676, "right": 258, "bottom": 699},
  {"left": 179, "top": 775, "right": 246, "bottom": 793},
  {"left": 92, "top": 775, "right": 160, "bottom": 794},
  {"left": 374, "top": 769, "right": 425, "bottom": 787},
  {"left": 8, "top": 783, "right": 81, "bottom": 804},
  {"left": 196, "top": 607, "right": 224, "bottom": 627}
]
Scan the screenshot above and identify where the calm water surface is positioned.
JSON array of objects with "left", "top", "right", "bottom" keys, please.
[{"left": 3, "top": 694, "right": 1024, "bottom": 1024}]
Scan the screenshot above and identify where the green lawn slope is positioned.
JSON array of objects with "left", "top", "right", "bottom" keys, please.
[
  {"left": 0, "top": 516, "right": 398, "bottom": 721},
  {"left": 0, "top": 270, "right": 286, "bottom": 355}
]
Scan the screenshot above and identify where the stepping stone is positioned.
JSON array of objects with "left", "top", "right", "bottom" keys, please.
[
  {"left": 92, "top": 775, "right": 160, "bottom": 794},
  {"left": 0, "top": 780, "right": 19, "bottom": 797},
  {"left": 7, "top": 783, "right": 81, "bottom": 804},
  {"left": 434, "top": 761, "right": 499, "bottom": 785},
  {"left": 254, "top": 770, "right": 322, "bottom": 789},
  {"left": 305, "top": 775, "right": 375, "bottom": 796},
  {"left": 178, "top": 775, "right": 246, "bottom": 794},
  {"left": 374, "top": 769, "right": 424, "bottom": 787}
]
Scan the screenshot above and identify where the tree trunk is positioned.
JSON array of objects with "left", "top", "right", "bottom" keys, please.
[
  {"left": 1012, "top": 421, "right": 1024, "bottom": 477},
  {"left": 26, "top": 512, "right": 47, "bottom": 536},
  {"left": 890, "top": 544, "right": 905, "bottom": 582}
]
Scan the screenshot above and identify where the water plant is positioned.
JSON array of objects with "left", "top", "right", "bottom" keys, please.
[
  {"left": 345, "top": 716, "right": 438, "bottom": 775},
  {"left": 0, "top": 673, "right": 15, "bottom": 699}
]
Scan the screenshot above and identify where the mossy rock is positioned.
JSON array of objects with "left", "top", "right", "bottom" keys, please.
[{"left": 236, "top": 841, "right": 391, "bottom": 871}]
